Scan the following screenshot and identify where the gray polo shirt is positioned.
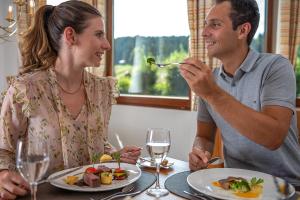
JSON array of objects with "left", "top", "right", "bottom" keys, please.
[{"left": 198, "top": 49, "right": 300, "bottom": 186}]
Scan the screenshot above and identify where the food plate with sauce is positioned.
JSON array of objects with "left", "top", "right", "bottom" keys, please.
[
  {"left": 187, "top": 168, "right": 295, "bottom": 200},
  {"left": 48, "top": 163, "right": 141, "bottom": 192}
]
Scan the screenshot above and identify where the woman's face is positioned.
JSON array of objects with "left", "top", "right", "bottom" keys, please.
[{"left": 73, "top": 16, "right": 111, "bottom": 67}]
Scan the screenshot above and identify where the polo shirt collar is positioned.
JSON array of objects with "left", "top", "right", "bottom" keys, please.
[
  {"left": 218, "top": 48, "right": 260, "bottom": 81},
  {"left": 239, "top": 48, "right": 260, "bottom": 73}
]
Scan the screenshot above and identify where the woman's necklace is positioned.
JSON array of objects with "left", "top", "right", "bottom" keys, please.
[{"left": 56, "top": 73, "right": 84, "bottom": 95}]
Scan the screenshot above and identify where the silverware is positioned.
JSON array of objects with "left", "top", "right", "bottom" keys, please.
[
  {"left": 39, "top": 166, "right": 82, "bottom": 184},
  {"left": 90, "top": 185, "right": 135, "bottom": 200},
  {"left": 283, "top": 179, "right": 290, "bottom": 197},
  {"left": 207, "top": 157, "right": 222, "bottom": 165},
  {"left": 104, "top": 190, "right": 141, "bottom": 200},
  {"left": 115, "top": 133, "right": 124, "bottom": 149},
  {"left": 138, "top": 157, "right": 152, "bottom": 163},
  {"left": 184, "top": 190, "right": 215, "bottom": 200},
  {"left": 273, "top": 176, "right": 284, "bottom": 200},
  {"left": 155, "top": 62, "right": 185, "bottom": 68},
  {"left": 138, "top": 157, "right": 174, "bottom": 168}
]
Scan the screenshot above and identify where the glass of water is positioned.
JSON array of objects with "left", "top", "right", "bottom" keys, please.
[
  {"left": 16, "top": 138, "right": 50, "bottom": 200},
  {"left": 146, "top": 128, "right": 171, "bottom": 197}
]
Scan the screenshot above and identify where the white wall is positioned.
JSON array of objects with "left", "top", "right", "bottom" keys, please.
[
  {"left": 0, "top": 1, "right": 20, "bottom": 93},
  {"left": 108, "top": 105, "right": 197, "bottom": 161}
]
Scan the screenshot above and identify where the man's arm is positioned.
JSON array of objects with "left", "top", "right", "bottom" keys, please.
[
  {"left": 193, "top": 121, "right": 216, "bottom": 153},
  {"left": 180, "top": 58, "right": 294, "bottom": 150},
  {"left": 207, "top": 91, "right": 292, "bottom": 150},
  {"left": 189, "top": 121, "right": 216, "bottom": 171}
]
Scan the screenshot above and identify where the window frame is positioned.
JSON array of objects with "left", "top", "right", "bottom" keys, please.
[{"left": 105, "top": 0, "right": 275, "bottom": 110}]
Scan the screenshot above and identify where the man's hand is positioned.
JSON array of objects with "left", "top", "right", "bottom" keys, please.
[
  {"left": 120, "top": 145, "right": 141, "bottom": 164},
  {"left": 189, "top": 147, "right": 212, "bottom": 171},
  {"left": 0, "top": 170, "right": 29, "bottom": 200},
  {"left": 179, "top": 58, "right": 220, "bottom": 100}
]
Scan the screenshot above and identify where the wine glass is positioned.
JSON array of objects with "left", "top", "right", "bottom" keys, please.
[
  {"left": 16, "top": 138, "right": 50, "bottom": 200},
  {"left": 146, "top": 128, "right": 171, "bottom": 197}
]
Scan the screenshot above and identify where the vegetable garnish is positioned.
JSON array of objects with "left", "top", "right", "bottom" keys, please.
[
  {"left": 111, "top": 151, "right": 121, "bottom": 169},
  {"left": 146, "top": 57, "right": 156, "bottom": 66},
  {"left": 250, "top": 177, "right": 264, "bottom": 187},
  {"left": 85, "top": 167, "right": 97, "bottom": 174},
  {"left": 91, "top": 153, "right": 102, "bottom": 167},
  {"left": 230, "top": 179, "right": 251, "bottom": 193},
  {"left": 215, "top": 176, "right": 264, "bottom": 198}
]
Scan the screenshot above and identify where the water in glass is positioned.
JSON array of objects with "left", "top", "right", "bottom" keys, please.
[
  {"left": 16, "top": 138, "right": 49, "bottom": 200},
  {"left": 146, "top": 142, "right": 170, "bottom": 164},
  {"left": 146, "top": 128, "right": 170, "bottom": 197}
]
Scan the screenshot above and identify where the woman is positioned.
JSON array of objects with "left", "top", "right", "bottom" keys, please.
[{"left": 0, "top": 1, "right": 140, "bottom": 199}]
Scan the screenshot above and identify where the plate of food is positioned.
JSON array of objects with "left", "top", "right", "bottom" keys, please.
[
  {"left": 187, "top": 168, "right": 295, "bottom": 200},
  {"left": 137, "top": 157, "right": 174, "bottom": 169},
  {"left": 48, "top": 162, "right": 141, "bottom": 192}
]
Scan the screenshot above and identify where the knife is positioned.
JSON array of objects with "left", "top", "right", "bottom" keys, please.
[{"left": 39, "top": 166, "right": 83, "bottom": 184}]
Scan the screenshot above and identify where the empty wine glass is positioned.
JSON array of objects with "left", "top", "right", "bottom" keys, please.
[
  {"left": 146, "top": 128, "right": 171, "bottom": 197},
  {"left": 16, "top": 138, "right": 50, "bottom": 200}
]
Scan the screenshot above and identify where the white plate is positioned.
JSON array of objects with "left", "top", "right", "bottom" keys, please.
[
  {"left": 137, "top": 157, "right": 174, "bottom": 169},
  {"left": 187, "top": 168, "right": 295, "bottom": 200},
  {"left": 48, "top": 163, "right": 141, "bottom": 192}
]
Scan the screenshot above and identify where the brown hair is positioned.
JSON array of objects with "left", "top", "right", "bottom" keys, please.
[{"left": 19, "top": 0, "right": 102, "bottom": 75}]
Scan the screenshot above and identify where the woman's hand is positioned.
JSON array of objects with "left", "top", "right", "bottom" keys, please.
[
  {"left": 120, "top": 146, "right": 141, "bottom": 164},
  {"left": 0, "top": 170, "right": 29, "bottom": 200}
]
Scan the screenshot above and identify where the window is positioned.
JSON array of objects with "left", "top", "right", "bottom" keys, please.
[
  {"left": 47, "top": 0, "right": 67, "bottom": 5},
  {"left": 251, "top": 0, "right": 266, "bottom": 52},
  {"left": 110, "top": 0, "right": 191, "bottom": 109},
  {"left": 108, "top": 0, "right": 270, "bottom": 109}
]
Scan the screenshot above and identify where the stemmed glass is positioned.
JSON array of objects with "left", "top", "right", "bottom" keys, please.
[
  {"left": 16, "top": 138, "right": 50, "bottom": 200},
  {"left": 146, "top": 128, "right": 171, "bottom": 197}
]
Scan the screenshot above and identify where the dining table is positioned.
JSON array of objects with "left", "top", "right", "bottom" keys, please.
[
  {"left": 18, "top": 157, "right": 188, "bottom": 200},
  {"left": 18, "top": 157, "right": 300, "bottom": 200}
]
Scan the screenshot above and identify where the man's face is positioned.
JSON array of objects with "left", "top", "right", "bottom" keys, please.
[{"left": 202, "top": 2, "right": 240, "bottom": 59}]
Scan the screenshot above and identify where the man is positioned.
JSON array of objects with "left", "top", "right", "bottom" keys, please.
[{"left": 179, "top": 0, "right": 300, "bottom": 188}]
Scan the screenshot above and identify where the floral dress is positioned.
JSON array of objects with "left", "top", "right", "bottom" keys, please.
[{"left": 0, "top": 68, "right": 118, "bottom": 174}]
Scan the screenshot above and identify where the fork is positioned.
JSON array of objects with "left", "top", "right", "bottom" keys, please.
[
  {"left": 156, "top": 62, "right": 185, "bottom": 68},
  {"left": 155, "top": 61, "right": 206, "bottom": 68},
  {"left": 103, "top": 190, "right": 141, "bottom": 200},
  {"left": 90, "top": 185, "right": 135, "bottom": 200},
  {"left": 184, "top": 190, "right": 216, "bottom": 200}
]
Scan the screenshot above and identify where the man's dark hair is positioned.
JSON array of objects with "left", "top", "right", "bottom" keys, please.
[{"left": 215, "top": 0, "right": 260, "bottom": 45}]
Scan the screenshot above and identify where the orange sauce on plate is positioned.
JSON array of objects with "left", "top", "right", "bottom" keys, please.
[
  {"left": 212, "top": 181, "right": 221, "bottom": 187},
  {"left": 234, "top": 185, "right": 262, "bottom": 198},
  {"left": 211, "top": 181, "right": 263, "bottom": 198}
]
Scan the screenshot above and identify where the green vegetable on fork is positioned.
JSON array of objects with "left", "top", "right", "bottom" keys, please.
[{"left": 147, "top": 57, "right": 156, "bottom": 66}]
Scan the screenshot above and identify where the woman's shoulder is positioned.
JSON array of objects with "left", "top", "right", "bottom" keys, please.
[
  {"left": 85, "top": 71, "right": 118, "bottom": 91},
  {"left": 85, "top": 71, "right": 116, "bottom": 84},
  {"left": 10, "top": 70, "right": 48, "bottom": 86},
  {"left": 85, "top": 71, "right": 119, "bottom": 102}
]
